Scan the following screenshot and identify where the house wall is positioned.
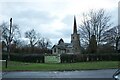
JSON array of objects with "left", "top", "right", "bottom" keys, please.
[
  {"left": 52, "top": 47, "right": 58, "bottom": 54},
  {"left": 52, "top": 47, "right": 67, "bottom": 54},
  {"left": 66, "top": 47, "right": 73, "bottom": 54}
]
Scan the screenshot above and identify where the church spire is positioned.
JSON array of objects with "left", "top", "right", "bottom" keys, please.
[{"left": 73, "top": 16, "right": 77, "bottom": 34}]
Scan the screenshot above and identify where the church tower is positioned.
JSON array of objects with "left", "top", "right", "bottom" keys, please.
[{"left": 71, "top": 16, "right": 81, "bottom": 54}]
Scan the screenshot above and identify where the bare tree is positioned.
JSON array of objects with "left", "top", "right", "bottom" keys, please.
[
  {"left": 1, "top": 18, "right": 20, "bottom": 60},
  {"left": 16, "top": 40, "right": 28, "bottom": 49},
  {"left": 37, "top": 37, "right": 52, "bottom": 49},
  {"left": 25, "top": 29, "right": 41, "bottom": 53},
  {"left": 103, "top": 25, "right": 120, "bottom": 51},
  {"left": 79, "top": 9, "right": 112, "bottom": 48}
]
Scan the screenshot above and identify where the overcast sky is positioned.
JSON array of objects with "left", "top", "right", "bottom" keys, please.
[{"left": 0, "top": 0, "right": 119, "bottom": 45}]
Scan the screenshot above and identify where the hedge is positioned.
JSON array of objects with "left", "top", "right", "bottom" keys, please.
[
  {"left": 2, "top": 53, "right": 120, "bottom": 63},
  {"left": 2, "top": 53, "right": 44, "bottom": 63},
  {"left": 60, "top": 53, "right": 120, "bottom": 63}
]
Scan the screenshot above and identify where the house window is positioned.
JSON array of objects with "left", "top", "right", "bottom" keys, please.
[
  {"left": 67, "top": 50, "right": 69, "bottom": 53},
  {"left": 54, "top": 48, "right": 56, "bottom": 53}
]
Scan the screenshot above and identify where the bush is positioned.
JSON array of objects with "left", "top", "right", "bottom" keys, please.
[
  {"left": 60, "top": 54, "right": 77, "bottom": 63},
  {"left": 2, "top": 53, "right": 120, "bottom": 63},
  {"left": 2, "top": 53, "right": 44, "bottom": 63},
  {"left": 60, "top": 53, "right": 120, "bottom": 63},
  {"left": 23, "top": 54, "right": 44, "bottom": 63}
]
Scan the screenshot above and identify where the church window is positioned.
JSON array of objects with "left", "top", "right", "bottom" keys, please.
[
  {"left": 73, "top": 37, "right": 74, "bottom": 39},
  {"left": 75, "top": 48, "right": 77, "bottom": 50}
]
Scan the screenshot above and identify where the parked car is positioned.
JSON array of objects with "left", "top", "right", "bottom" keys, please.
[{"left": 113, "top": 69, "right": 120, "bottom": 80}]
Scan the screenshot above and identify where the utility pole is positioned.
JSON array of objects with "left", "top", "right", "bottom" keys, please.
[{"left": 8, "top": 18, "right": 12, "bottom": 60}]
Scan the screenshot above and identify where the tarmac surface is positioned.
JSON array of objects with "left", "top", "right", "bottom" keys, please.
[{"left": 1, "top": 69, "right": 118, "bottom": 80}]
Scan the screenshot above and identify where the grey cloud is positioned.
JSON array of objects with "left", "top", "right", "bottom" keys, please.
[
  {"left": 0, "top": 2, "right": 58, "bottom": 37},
  {"left": 56, "top": 28, "right": 71, "bottom": 38},
  {"left": 15, "top": 10, "right": 55, "bottom": 23},
  {"left": 1, "top": 2, "right": 56, "bottom": 24},
  {"left": 62, "top": 15, "right": 74, "bottom": 27},
  {"left": 59, "top": 15, "right": 74, "bottom": 38}
]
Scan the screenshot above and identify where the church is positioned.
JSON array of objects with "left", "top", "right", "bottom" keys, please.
[{"left": 52, "top": 16, "right": 81, "bottom": 54}]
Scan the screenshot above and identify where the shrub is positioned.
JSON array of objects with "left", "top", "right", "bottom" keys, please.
[
  {"left": 2, "top": 53, "right": 44, "bottom": 63},
  {"left": 60, "top": 53, "right": 120, "bottom": 63},
  {"left": 2, "top": 53, "right": 120, "bottom": 63}
]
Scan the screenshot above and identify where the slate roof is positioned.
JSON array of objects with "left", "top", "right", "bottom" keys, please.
[{"left": 52, "top": 43, "right": 72, "bottom": 49}]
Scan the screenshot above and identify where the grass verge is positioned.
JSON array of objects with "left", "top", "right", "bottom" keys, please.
[{"left": 2, "top": 61, "right": 119, "bottom": 71}]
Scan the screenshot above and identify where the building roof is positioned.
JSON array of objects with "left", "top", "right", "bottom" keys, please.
[{"left": 52, "top": 43, "right": 72, "bottom": 50}]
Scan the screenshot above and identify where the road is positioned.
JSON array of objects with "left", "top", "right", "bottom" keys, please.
[{"left": 1, "top": 69, "right": 117, "bottom": 80}]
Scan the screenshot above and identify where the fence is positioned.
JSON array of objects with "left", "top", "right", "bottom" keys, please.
[{"left": 0, "top": 60, "right": 7, "bottom": 68}]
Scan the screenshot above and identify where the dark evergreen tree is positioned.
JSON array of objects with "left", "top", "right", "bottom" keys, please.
[{"left": 88, "top": 35, "right": 97, "bottom": 53}]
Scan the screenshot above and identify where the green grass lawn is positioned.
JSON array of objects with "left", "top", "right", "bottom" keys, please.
[{"left": 2, "top": 61, "right": 120, "bottom": 71}]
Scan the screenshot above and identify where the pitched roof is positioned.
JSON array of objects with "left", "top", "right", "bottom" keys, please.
[{"left": 52, "top": 43, "right": 72, "bottom": 49}]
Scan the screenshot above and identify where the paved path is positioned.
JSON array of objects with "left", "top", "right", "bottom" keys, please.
[{"left": 1, "top": 69, "right": 117, "bottom": 80}]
